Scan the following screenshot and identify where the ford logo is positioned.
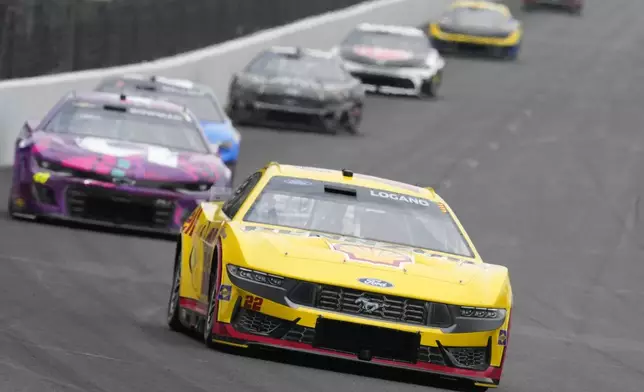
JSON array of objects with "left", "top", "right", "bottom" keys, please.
[{"left": 358, "top": 278, "right": 394, "bottom": 288}]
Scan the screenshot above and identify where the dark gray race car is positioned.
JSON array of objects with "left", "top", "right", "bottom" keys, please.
[{"left": 226, "top": 46, "right": 366, "bottom": 135}]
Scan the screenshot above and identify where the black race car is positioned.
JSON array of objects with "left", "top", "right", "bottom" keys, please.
[{"left": 226, "top": 46, "right": 366, "bottom": 134}]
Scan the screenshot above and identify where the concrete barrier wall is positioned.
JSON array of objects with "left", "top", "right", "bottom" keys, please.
[{"left": 0, "top": 0, "right": 452, "bottom": 166}]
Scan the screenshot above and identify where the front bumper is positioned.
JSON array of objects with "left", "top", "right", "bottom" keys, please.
[
  {"left": 185, "top": 264, "right": 511, "bottom": 386},
  {"left": 229, "top": 96, "right": 354, "bottom": 130},
  {"left": 429, "top": 25, "right": 521, "bottom": 49},
  {"left": 342, "top": 60, "right": 444, "bottom": 94},
  {"left": 11, "top": 170, "right": 208, "bottom": 234}
]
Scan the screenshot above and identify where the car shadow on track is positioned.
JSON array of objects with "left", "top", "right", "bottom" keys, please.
[
  {"left": 233, "top": 345, "right": 475, "bottom": 392},
  {"left": 150, "top": 324, "right": 476, "bottom": 392},
  {"left": 1, "top": 211, "right": 176, "bottom": 242}
]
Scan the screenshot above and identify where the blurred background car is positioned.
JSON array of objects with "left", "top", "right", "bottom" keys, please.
[
  {"left": 429, "top": 0, "right": 523, "bottom": 60},
  {"left": 225, "top": 46, "right": 365, "bottom": 135},
  {"left": 8, "top": 91, "right": 232, "bottom": 235},
  {"left": 95, "top": 74, "right": 241, "bottom": 181},
  {"left": 333, "top": 23, "right": 445, "bottom": 98}
]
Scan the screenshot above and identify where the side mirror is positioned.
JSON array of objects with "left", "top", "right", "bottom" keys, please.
[{"left": 16, "top": 120, "right": 37, "bottom": 149}]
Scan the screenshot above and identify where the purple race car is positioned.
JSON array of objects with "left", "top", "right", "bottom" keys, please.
[{"left": 7, "top": 91, "right": 233, "bottom": 235}]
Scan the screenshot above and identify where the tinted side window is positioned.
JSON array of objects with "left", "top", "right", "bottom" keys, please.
[{"left": 222, "top": 172, "right": 262, "bottom": 218}]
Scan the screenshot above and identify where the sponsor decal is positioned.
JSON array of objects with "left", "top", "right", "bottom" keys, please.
[
  {"left": 218, "top": 284, "right": 232, "bottom": 301},
  {"left": 12, "top": 197, "right": 25, "bottom": 209},
  {"left": 369, "top": 190, "right": 431, "bottom": 206},
  {"left": 240, "top": 224, "right": 472, "bottom": 263},
  {"left": 284, "top": 178, "right": 313, "bottom": 186},
  {"left": 355, "top": 296, "right": 385, "bottom": 313},
  {"left": 146, "top": 146, "right": 179, "bottom": 168},
  {"left": 498, "top": 329, "right": 508, "bottom": 346},
  {"left": 116, "top": 158, "right": 131, "bottom": 169},
  {"left": 330, "top": 242, "right": 413, "bottom": 268},
  {"left": 128, "top": 108, "right": 185, "bottom": 121},
  {"left": 33, "top": 172, "right": 50, "bottom": 184},
  {"left": 243, "top": 295, "right": 263, "bottom": 311},
  {"left": 352, "top": 46, "right": 414, "bottom": 61},
  {"left": 77, "top": 137, "right": 142, "bottom": 158},
  {"left": 357, "top": 277, "right": 394, "bottom": 288}
]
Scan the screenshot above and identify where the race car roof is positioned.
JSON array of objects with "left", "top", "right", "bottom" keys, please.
[
  {"left": 355, "top": 23, "right": 425, "bottom": 37},
  {"left": 72, "top": 91, "right": 189, "bottom": 113},
  {"left": 101, "top": 74, "right": 212, "bottom": 95},
  {"left": 450, "top": 0, "right": 510, "bottom": 14},
  {"left": 268, "top": 46, "right": 335, "bottom": 59},
  {"left": 263, "top": 162, "right": 440, "bottom": 201}
]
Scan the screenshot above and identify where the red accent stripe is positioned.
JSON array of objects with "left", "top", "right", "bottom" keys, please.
[
  {"left": 212, "top": 322, "right": 503, "bottom": 380},
  {"left": 179, "top": 297, "right": 207, "bottom": 315}
]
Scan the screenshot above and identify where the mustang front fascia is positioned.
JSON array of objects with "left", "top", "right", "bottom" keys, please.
[{"left": 182, "top": 261, "right": 510, "bottom": 385}]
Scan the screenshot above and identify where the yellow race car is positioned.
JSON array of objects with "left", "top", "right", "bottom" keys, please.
[
  {"left": 429, "top": 1, "right": 523, "bottom": 60},
  {"left": 166, "top": 162, "right": 513, "bottom": 391}
]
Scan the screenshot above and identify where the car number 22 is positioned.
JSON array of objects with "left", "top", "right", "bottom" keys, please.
[{"left": 243, "top": 295, "right": 263, "bottom": 311}]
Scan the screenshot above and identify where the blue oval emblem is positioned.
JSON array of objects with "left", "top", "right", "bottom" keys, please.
[{"left": 358, "top": 278, "right": 394, "bottom": 288}]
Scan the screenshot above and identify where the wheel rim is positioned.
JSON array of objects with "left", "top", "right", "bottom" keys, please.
[
  {"left": 167, "top": 262, "right": 181, "bottom": 322},
  {"left": 204, "top": 248, "right": 220, "bottom": 341},
  {"left": 204, "top": 280, "right": 217, "bottom": 340}
]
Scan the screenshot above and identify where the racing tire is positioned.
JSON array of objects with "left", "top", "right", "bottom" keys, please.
[
  {"left": 203, "top": 245, "right": 222, "bottom": 349},
  {"left": 420, "top": 70, "right": 442, "bottom": 99},
  {"left": 6, "top": 195, "right": 15, "bottom": 219},
  {"left": 167, "top": 249, "right": 187, "bottom": 333},
  {"left": 343, "top": 103, "right": 363, "bottom": 135}
]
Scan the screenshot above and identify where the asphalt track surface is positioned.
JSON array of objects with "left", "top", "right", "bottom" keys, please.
[{"left": 2, "top": 0, "right": 644, "bottom": 391}]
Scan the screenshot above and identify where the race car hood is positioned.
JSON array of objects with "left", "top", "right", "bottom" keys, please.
[
  {"left": 438, "top": 18, "right": 518, "bottom": 37},
  {"left": 30, "top": 132, "right": 230, "bottom": 184},
  {"left": 340, "top": 45, "right": 428, "bottom": 68},
  {"left": 229, "top": 224, "right": 510, "bottom": 307},
  {"left": 259, "top": 76, "right": 326, "bottom": 100}
]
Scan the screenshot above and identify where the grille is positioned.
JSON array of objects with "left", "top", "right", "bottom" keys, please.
[
  {"left": 418, "top": 345, "right": 489, "bottom": 370},
  {"left": 448, "top": 347, "right": 488, "bottom": 370},
  {"left": 282, "top": 325, "right": 316, "bottom": 344},
  {"left": 418, "top": 346, "right": 446, "bottom": 365},
  {"left": 258, "top": 93, "right": 323, "bottom": 109},
  {"left": 232, "top": 308, "right": 284, "bottom": 335},
  {"left": 65, "top": 185, "right": 175, "bottom": 229},
  {"left": 315, "top": 285, "right": 427, "bottom": 325},
  {"left": 351, "top": 73, "right": 415, "bottom": 89}
]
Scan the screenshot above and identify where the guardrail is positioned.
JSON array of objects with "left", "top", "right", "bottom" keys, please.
[
  {"left": 0, "top": 0, "right": 371, "bottom": 80},
  {"left": 0, "top": 0, "right": 452, "bottom": 166}
]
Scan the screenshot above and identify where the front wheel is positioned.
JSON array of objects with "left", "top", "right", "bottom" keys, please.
[
  {"left": 420, "top": 70, "right": 442, "bottom": 99},
  {"left": 167, "top": 250, "right": 186, "bottom": 332},
  {"left": 343, "top": 103, "right": 363, "bottom": 135},
  {"left": 204, "top": 246, "right": 222, "bottom": 348}
]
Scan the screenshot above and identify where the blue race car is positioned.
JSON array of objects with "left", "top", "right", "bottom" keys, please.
[{"left": 95, "top": 74, "right": 241, "bottom": 181}]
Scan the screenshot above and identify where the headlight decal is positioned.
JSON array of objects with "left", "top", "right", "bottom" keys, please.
[
  {"left": 227, "top": 265, "right": 284, "bottom": 287},
  {"left": 460, "top": 306, "right": 501, "bottom": 319}
]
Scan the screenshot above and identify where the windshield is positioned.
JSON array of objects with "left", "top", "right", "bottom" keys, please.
[
  {"left": 151, "top": 93, "right": 224, "bottom": 123},
  {"left": 247, "top": 52, "right": 348, "bottom": 82},
  {"left": 45, "top": 100, "right": 209, "bottom": 153},
  {"left": 244, "top": 176, "right": 473, "bottom": 257},
  {"left": 343, "top": 30, "right": 430, "bottom": 52},
  {"left": 449, "top": 7, "right": 509, "bottom": 26}
]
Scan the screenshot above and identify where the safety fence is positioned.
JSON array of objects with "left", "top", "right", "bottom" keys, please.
[{"left": 0, "top": 0, "right": 368, "bottom": 80}]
